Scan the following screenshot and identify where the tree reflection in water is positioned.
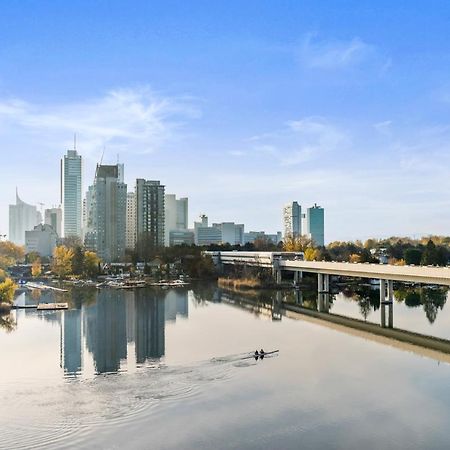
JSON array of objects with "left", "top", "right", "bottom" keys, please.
[
  {"left": 396, "top": 287, "right": 448, "bottom": 324},
  {"left": 0, "top": 312, "right": 16, "bottom": 333}
]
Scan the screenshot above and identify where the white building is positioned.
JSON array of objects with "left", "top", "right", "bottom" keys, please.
[
  {"left": 61, "top": 149, "right": 82, "bottom": 238},
  {"left": 283, "top": 201, "right": 301, "bottom": 238},
  {"left": 126, "top": 192, "right": 137, "bottom": 250},
  {"left": 9, "top": 189, "right": 40, "bottom": 245},
  {"left": 194, "top": 215, "right": 245, "bottom": 246},
  {"left": 44, "top": 207, "right": 62, "bottom": 237},
  {"left": 212, "top": 222, "right": 244, "bottom": 246},
  {"left": 25, "top": 224, "right": 58, "bottom": 258},
  {"left": 165, "top": 194, "right": 188, "bottom": 246}
]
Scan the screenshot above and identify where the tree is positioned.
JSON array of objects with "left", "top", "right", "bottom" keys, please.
[
  {"left": 51, "top": 246, "right": 74, "bottom": 279},
  {"left": 404, "top": 248, "right": 423, "bottom": 265},
  {"left": 72, "top": 246, "right": 85, "bottom": 276},
  {"left": 84, "top": 251, "right": 100, "bottom": 278},
  {"left": 304, "top": 247, "right": 319, "bottom": 261},
  {"left": 26, "top": 251, "right": 41, "bottom": 264},
  {"left": 0, "top": 278, "right": 17, "bottom": 305},
  {"left": 0, "top": 241, "right": 25, "bottom": 269},
  {"left": 421, "top": 240, "right": 438, "bottom": 266},
  {"left": 283, "top": 234, "right": 313, "bottom": 252},
  {"left": 31, "top": 258, "right": 42, "bottom": 278}
]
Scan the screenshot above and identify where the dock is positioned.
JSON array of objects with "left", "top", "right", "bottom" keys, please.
[
  {"left": 26, "top": 282, "right": 68, "bottom": 293},
  {"left": 36, "top": 303, "right": 69, "bottom": 310}
]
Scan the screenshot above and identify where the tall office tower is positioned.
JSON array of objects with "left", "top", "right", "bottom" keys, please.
[
  {"left": 9, "top": 189, "right": 40, "bottom": 245},
  {"left": 126, "top": 192, "right": 137, "bottom": 250},
  {"left": 164, "top": 194, "right": 188, "bottom": 246},
  {"left": 44, "top": 207, "right": 62, "bottom": 237},
  {"left": 306, "top": 204, "right": 325, "bottom": 246},
  {"left": 85, "top": 165, "right": 127, "bottom": 262},
  {"left": 283, "top": 201, "right": 302, "bottom": 238},
  {"left": 135, "top": 179, "right": 165, "bottom": 253},
  {"left": 61, "top": 149, "right": 82, "bottom": 238}
]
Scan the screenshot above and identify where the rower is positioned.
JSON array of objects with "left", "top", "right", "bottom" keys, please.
[{"left": 260, "top": 348, "right": 265, "bottom": 359}]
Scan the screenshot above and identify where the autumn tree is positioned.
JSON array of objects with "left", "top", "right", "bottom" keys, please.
[
  {"left": 0, "top": 241, "right": 25, "bottom": 269},
  {"left": 31, "top": 258, "right": 42, "bottom": 277},
  {"left": 283, "top": 234, "right": 313, "bottom": 252},
  {"left": 51, "top": 246, "right": 74, "bottom": 280},
  {"left": 84, "top": 251, "right": 101, "bottom": 278},
  {"left": 304, "top": 247, "right": 319, "bottom": 261},
  {"left": 0, "top": 278, "right": 17, "bottom": 306}
]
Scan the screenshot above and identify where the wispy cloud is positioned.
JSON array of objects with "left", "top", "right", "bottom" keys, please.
[
  {"left": 298, "top": 34, "right": 374, "bottom": 70},
  {"left": 246, "top": 117, "right": 348, "bottom": 166},
  {"left": 0, "top": 87, "right": 199, "bottom": 159}
]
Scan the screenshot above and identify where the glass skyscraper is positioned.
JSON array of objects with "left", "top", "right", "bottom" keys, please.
[{"left": 61, "top": 149, "right": 82, "bottom": 238}]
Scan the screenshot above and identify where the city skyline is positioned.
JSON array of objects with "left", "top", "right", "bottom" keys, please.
[{"left": 0, "top": 1, "right": 449, "bottom": 241}]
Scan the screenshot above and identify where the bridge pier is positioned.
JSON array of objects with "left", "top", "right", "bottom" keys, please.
[
  {"left": 293, "top": 270, "right": 303, "bottom": 286},
  {"left": 275, "top": 269, "right": 282, "bottom": 285},
  {"left": 318, "top": 293, "right": 330, "bottom": 313},
  {"left": 380, "top": 279, "right": 394, "bottom": 328},
  {"left": 318, "top": 273, "right": 330, "bottom": 293}
]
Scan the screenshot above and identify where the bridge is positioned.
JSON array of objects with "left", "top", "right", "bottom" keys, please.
[
  {"left": 206, "top": 250, "right": 450, "bottom": 334},
  {"left": 205, "top": 251, "right": 450, "bottom": 309}
]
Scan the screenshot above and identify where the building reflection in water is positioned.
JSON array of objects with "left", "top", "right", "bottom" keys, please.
[{"left": 59, "top": 288, "right": 189, "bottom": 376}]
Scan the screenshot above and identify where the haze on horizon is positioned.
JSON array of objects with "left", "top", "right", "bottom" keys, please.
[{"left": 0, "top": 1, "right": 449, "bottom": 243}]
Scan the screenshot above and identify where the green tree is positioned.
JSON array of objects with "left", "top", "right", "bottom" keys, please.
[
  {"left": 72, "top": 246, "right": 85, "bottom": 276},
  {"left": 404, "top": 248, "right": 423, "bottom": 265},
  {"left": 421, "top": 240, "right": 438, "bottom": 265}
]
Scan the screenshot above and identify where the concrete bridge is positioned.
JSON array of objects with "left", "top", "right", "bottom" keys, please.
[{"left": 205, "top": 251, "right": 450, "bottom": 312}]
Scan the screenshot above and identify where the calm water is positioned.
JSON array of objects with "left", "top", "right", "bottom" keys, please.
[{"left": 1, "top": 283, "right": 450, "bottom": 449}]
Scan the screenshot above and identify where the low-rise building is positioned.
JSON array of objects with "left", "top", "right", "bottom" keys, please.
[{"left": 25, "top": 224, "right": 58, "bottom": 258}]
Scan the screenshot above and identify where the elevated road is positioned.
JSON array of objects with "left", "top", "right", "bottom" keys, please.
[{"left": 207, "top": 251, "right": 450, "bottom": 286}]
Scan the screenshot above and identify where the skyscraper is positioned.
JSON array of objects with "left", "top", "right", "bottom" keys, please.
[
  {"left": 306, "top": 204, "right": 325, "bottom": 246},
  {"left": 44, "top": 207, "right": 62, "bottom": 237},
  {"left": 61, "top": 149, "right": 82, "bottom": 238},
  {"left": 85, "top": 165, "right": 127, "bottom": 262},
  {"left": 9, "top": 189, "right": 40, "bottom": 245},
  {"left": 126, "top": 192, "right": 137, "bottom": 250},
  {"left": 135, "top": 179, "right": 165, "bottom": 253},
  {"left": 283, "top": 201, "right": 301, "bottom": 238},
  {"left": 164, "top": 194, "right": 188, "bottom": 246}
]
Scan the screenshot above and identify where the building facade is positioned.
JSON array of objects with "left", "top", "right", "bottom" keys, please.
[
  {"left": 61, "top": 149, "right": 82, "bottom": 238},
  {"left": 9, "top": 189, "right": 40, "bottom": 245},
  {"left": 44, "top": 207, "right": 62, "bottom": 237},
  {"left": 84, "top": 165, "right": 127, "bottom": 262},
  {"left": 212, "top": 222, "right": 245, "bottom": 246},
  {"left": 135, "top": 179, "right": 165, "bottom": 253},
  {"left": 25, "top": 224, "right": 58, "bottom": 258},
  {"left": 306, "top": 204, "right": 325, "bottom": 246},
  {"left": 164, "top": 194, "right": 188, "bottom": 246},
  {"left": 126, "top": 192, "right": 137, "bottom": 250},
  {"left": 283, "top": 201, "right": 301, "bottom": 238}
]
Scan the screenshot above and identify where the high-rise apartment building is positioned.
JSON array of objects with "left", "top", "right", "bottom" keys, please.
[
  {"left": 61, "top": 149, "right": 82, "bottom": 238},
  {"left": 44, "top": 207, "right": 62, "bottom": 237},
  {"left": 135, "top": 179, "right": 165, "bottom": 253},
  {"left": 164, "top": 194, "right": 188, "bottom": 246},
  {"left": 306, "top": 204, "right": 325, "bottom": 246},
  {"left": 84, "top": 165, "right": 127, "bottom": 262},
  {"left": 283, "top": 201, "right": 301, "bottom": 238},
  {"left": 9, "top": 189, "right": 40, "bottom": 245},
  {"left": 126, "top": 192, "right": 137, "bottom": 250}
]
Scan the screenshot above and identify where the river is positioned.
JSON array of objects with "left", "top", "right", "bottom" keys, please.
[{"left": 1, "top": 283, "right": 450, "bottom": 449}]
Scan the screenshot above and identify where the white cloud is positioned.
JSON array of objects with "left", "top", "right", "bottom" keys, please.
[
  {"left": 299, "top": 35, "right": 373, "bottom": 70},
  {"left": 0, "top": 87, "right": 199, "bottom": 160},
  {"left": 246, "top": 117, "right": 347, "bottom": 167}
]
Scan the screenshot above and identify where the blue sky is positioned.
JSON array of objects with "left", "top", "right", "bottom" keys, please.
[{"left": 0, "top": 0, "right": 449, "bottom": 241}]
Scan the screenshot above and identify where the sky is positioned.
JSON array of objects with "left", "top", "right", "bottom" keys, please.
[{"left": 0, "top": 0, "right": 449, "bottom": 242}]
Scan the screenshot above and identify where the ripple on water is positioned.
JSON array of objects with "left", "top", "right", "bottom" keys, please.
[{"left": 1, "top": 353, "right": 265, "bottom": 449}]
